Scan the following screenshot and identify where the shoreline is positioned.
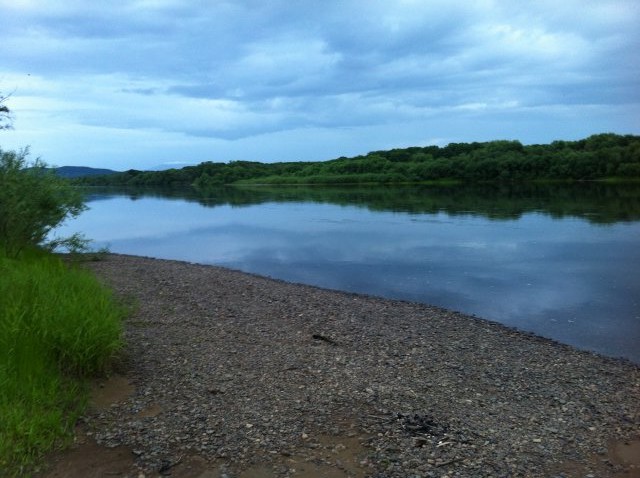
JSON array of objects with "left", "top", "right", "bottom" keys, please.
[{"left": 46, "top": 253, "right": 640, "bottom": 477}]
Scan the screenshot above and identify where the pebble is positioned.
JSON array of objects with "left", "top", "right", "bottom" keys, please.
[{"left": 84, "top": 254, "right": 640, "bottom": 477}]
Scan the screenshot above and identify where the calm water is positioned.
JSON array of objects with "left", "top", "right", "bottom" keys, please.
[{"left": 57, "top": 184, "right": 640, "bottom": 363}]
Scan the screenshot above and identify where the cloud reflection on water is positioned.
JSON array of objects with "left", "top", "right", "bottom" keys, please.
[{"left": 59, "top": 195, "right": 640, "bottom": 362}]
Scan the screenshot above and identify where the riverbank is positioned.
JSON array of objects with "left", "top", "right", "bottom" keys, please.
[{"left": 43, "top": 254, "right": 639, "bottom": 477}]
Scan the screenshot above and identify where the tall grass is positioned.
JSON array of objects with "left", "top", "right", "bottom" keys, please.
[{"left": 0, "top": 250, "right": 125, "bottom": 475}]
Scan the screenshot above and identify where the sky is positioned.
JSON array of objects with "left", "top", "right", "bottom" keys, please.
[{"left": 1, "top": 0, "right": 639, "bottom": 171}]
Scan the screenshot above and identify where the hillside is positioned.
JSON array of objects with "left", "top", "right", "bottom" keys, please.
[{"left": 54, "top": 166, "right": 119, "bottom": 178}]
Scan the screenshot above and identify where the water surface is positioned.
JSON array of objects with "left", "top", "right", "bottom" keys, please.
[{"left": 57, "top": 183, "right": 640, "bottom": 363}]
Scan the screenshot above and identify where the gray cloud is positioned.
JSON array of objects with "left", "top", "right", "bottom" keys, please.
[{"left": 0, "top": 0, "right": 638, "bottom": 168}]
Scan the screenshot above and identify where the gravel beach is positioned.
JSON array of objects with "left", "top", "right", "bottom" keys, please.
[{"left": 45, "top": 254, "right": 640, "bottom": 478}]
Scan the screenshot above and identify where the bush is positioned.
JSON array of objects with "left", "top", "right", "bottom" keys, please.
[{"left": 0, "top": 148, "right": 86, "bottom": 257}]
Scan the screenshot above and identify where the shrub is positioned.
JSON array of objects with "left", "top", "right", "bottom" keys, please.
[{"left": 0, "top": 148, "right": 86, "bottom": 257}]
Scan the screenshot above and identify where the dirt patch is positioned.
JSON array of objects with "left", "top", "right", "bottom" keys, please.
[
  {"left": 286, "top": 434, "right": 367, "bottom": 478},
  {"left": 610, "top": 439, "right": 640, "bottom": 477},
  {"left": 38, "top": 375, "right": 138, "bottom": 477},
  {"left": 555, "top": 439, "right": 640, "bottom": 478},
  {"left": 610, "top": 439, "right": 640, "bottom": 466},
  {"left": 136, "top": 403, "right": 163, "bottom": 418},
  {"left": 39, "top": 437, "right": 136, "bottom": 478},
  {"left": 90, "top": 374, "right": 135, "bottom": 410}
]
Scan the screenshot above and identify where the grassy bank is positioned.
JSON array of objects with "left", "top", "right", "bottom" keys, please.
[{"left": 0, "top": 250, "right": 125, "bottom": 476}]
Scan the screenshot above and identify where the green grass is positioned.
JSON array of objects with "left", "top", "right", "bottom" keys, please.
[{"left": 0, "top": 250, "right": 125, "bottom": 476}]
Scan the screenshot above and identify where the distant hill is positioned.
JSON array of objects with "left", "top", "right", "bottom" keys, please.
[{"left": 53, "top": 166, "right": 119, "bottom": 178}]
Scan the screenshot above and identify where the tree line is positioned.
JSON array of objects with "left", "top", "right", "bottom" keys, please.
[{"left": 77, "top": 133, "right": 640, "bottom": 189}]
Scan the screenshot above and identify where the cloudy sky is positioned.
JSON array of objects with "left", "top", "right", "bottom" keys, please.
[{"left": 1, "top": 1, "right": 638, "bottom": 171}]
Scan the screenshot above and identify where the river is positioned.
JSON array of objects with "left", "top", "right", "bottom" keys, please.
[{"left": 56, "top": 182, "right": 640, "bottom": 363}]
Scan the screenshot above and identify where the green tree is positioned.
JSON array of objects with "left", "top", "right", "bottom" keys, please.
[{"left": 0, "top": 148, "right": 86, "bottom": 257}]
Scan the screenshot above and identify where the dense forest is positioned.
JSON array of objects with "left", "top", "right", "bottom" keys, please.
[{"left": 77, "top": 133, "right": 640, "bottom": 189}]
